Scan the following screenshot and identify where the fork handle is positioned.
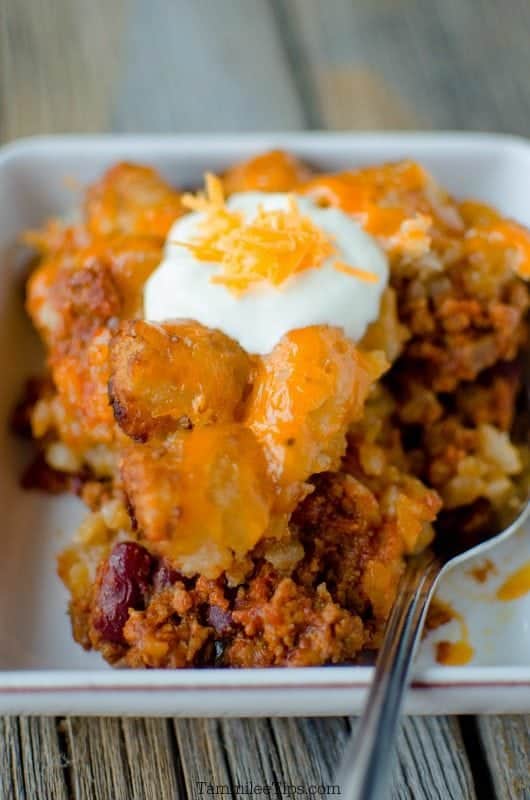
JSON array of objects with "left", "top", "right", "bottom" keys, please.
[{"left": 336, "top": 554, "right": 442, "bottom": 800}]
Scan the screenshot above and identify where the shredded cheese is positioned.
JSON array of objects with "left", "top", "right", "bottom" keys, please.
[
  {"left": 176, "top": 174, "right": 377, "bottom": 293},
  {"left": 333, "top": 260, "right": 379, "bottom": 283}
]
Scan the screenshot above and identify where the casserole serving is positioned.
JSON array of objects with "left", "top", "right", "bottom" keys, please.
[{"left": 1, "top": 133, "right": 530, "bottom": 714}]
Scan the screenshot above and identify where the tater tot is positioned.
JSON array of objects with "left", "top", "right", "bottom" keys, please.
[
  {"left": 85, "top": 162, "right": 183, "bottom": 238},
  {"left": 109, "top": 320, "right": 252, "bottom": 441},
  {"left": 222, "top": 150, "right": 312, "bottom": 195},
  {"left": 49, "top": 327, "right": 116, "bottom": 449},
  {"left": 121, "top": 425, "right": 275, "bottom": 577},
  {"left": 26, "top": 255, "right": 121, "bottom": 348},
  {"left": 26, "top": 238, "right": 161, "bottom": 348},
  {"left": 246, "top": 326, "right": 385, "bottom": 507}
]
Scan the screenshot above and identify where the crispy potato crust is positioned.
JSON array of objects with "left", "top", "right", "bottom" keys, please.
[
  {"left": 109, "top": 320, "right": 252, "bottom": 440},
  {"left": 222, "top": 150, "right": 313, "bottom": 195},
  {"left": 121, "top": 425, "right": 276, "bottom": 577},
  {"left": 85, "top": 162, "right": 183, "bottom": 238},
  {"left": 26, "top": 236, "right": 162, "bottom": 349},
  {"left": 246, "top": 325, "right": 385, "bottom": 508}
]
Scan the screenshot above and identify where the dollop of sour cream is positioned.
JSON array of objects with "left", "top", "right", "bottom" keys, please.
[{"left": 144, "top": 192, "right": 389, "bottom": 354}]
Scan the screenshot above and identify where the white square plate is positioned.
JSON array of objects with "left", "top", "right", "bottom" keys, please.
[{"left": 1, "top": 133, "right": 530, "bottom": 716}]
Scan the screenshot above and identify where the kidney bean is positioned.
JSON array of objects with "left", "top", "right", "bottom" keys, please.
[{"left": 93, "top": 541, "right": 154, "bottom": 644}]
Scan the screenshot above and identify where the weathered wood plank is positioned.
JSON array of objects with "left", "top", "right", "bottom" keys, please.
[
  {"left": 0, "top": 717, "right": 68, "bottom": 800},
  {"left": 307, "top": 66, "right": 422, "bottom": 131},
  {"left": 477, "top": 716, "right": 530, "bottom": 800},
  {"left": 19, "top": 718, "right": 70, "bottom": 800},
  {"left": 173, "top": 719, "right": 233, "bottom": 797},
  {"left": 5, "top": 0, "right": 530, "bottom": 136},
  {"left": 272, "top": 717, "right": 477, "bottom": 800},
  {"left": 270, "top": 717, "right": 349, "bottom": 788},
  {"left": 175, "top": 718, "right": 346, "bottom": 796},
  {"left": 269, "top": 717, "right": 477, "bottom": 800},
  {"left": 0, "top": 719, "right": 24, "bottom": 800},
  {"left": 0, "top": 0, "right": 127, "bottom": 142},
  {"left": 286, "top": 0, "right": 530, "bottom": 134},
  {"left": 1, "top": 0, "right": 307, "bottom": 142},
  {"left": 62, "top": 717, "right": 180, "bottom": 799},
  {"left": 62, "top": 718, "right": 133, "bottom": 799},
  {"left": 394, "top": 717, "right": 476, "bottom": 800},
  {"left": 220, "top": 718, "right": 285, "bottom": 790},
  {"left": 120, "top": 719, "right": 181, "bottom": 799},
  {"left": 0, "top": 715, "right": 480, "bottom": 800},
  {"left": 112, "top": 0, "right": 305, "bottom": 133},
  {"left": 172, "top": 717, "right": 476, "bottom": 800}
]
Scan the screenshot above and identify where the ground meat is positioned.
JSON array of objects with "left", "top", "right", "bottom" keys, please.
[
  {"left": 292, "top": 473, "right": 381, "bottom": 616},
  {"left": 455, "top": 360, "right": 522, "bottom": 431},
  {"left": 394, "top": 267, "right": 529, "bottom": 393},
  {"left": 228, "top": 572, "right": 366, "bottom": 667}
]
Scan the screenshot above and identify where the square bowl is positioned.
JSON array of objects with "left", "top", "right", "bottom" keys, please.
[{"left": 1, "top": 132, "right": 530, "bottom": 716}]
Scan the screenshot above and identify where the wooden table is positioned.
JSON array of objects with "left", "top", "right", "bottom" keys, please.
[{"left": 1, "top": 1, "right": 530, "bottom": 797}]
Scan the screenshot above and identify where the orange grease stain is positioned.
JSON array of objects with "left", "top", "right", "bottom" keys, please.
[
  {"left": 426, "top": 598, "right": 455, "bottom": 631},
  {"left": 467, "top": 558, "right": 496, "bottom": 584},
  {"left": 431, "top": 599, "right": 475, "bottom": 666},
  {"left": 435, "top": 640, "right": 475, "bottom": 666},
  {"left": 496, "top": 561, "right": 530, "bottom": 602}
]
